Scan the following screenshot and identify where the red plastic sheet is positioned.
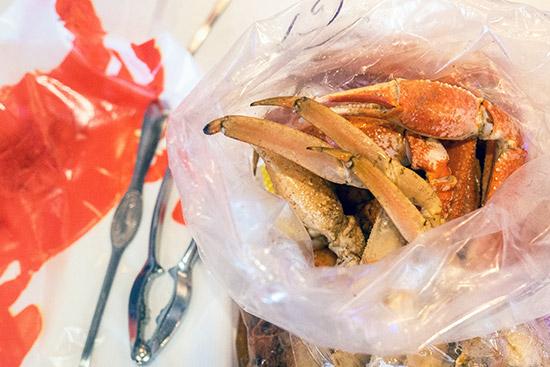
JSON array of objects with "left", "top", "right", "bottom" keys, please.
[{"left": 0, "top": 0, "right": 167, "bottom": 365}]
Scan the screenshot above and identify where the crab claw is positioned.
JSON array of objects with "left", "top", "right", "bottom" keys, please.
[
  {"left": 254, "top": 96, "right": 391, "bottom": 169},
  {"left": 258, "top": 148, "right": 365, "bottom": 266},
  {"left": 312, "top": 147, "right": 429, "bottom": 242},
  {"left": 317, "top": 79, "right": 528, "bottom": 202},
  {"left": 252, "top": 96, "right": 443, "bottom": 220},
  {"left": 480, "top": 101, "right": 528, "bottom": 201},
  {"left": 318, "top": 79, "right": 483, "bottom": 139},
  {"left": 203, "top": 115, "right": 364, "bottom": 187}
]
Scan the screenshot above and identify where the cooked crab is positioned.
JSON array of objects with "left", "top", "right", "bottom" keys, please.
[
  {"left": 204, "top": 78, "right": 527, "bottom": 264},
  {"left": 206, "top": 78, "right": 530, "bottom": 367}
]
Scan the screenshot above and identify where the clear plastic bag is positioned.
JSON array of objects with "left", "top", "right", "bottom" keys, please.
[{"left": 167, "top": 0, "right": 550, "bottom": 356}]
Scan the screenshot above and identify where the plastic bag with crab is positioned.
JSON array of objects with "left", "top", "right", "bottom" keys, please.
[{"left": 167, "top": 0, "right": 550, "bottom": 362}]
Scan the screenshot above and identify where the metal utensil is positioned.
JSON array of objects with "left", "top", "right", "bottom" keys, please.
[
  {"left": 127, "top": 1, "right": 232, "bottom": 364},
  {"left": 187, "top": 0, "right": 233, "bottom": 54},
  {"left": 148, "top": 239, "right": 198, "bottom": 353},
  {"left": 128, "top": 169, "right": 199, "bottom": 364},
  {"left": 79, "top": 100, "right": 168, "bottom": 367}
]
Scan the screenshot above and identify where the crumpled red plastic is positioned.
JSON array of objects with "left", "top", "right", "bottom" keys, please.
[{"left": 0, "top": 0, "right": 166, "bottom": 365}]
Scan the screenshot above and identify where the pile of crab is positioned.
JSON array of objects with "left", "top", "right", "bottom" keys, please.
[{"left": 204, "top": 78, "right": 527, "bottom": 267}]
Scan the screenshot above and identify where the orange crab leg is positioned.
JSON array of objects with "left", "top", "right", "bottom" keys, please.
[
  {"left": 482, "top": 140, "right": 497, "bottom": 203},
  {"left": 406, "top": 134, "right": 456, "bottom": 217},
  {"left": 444, "top": 139, "right": 481, "bottom": 220}
]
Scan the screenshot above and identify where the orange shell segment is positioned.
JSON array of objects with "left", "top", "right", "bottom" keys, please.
[{"left": 397, "top": 80, "right": 481, "bottom": 139}]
